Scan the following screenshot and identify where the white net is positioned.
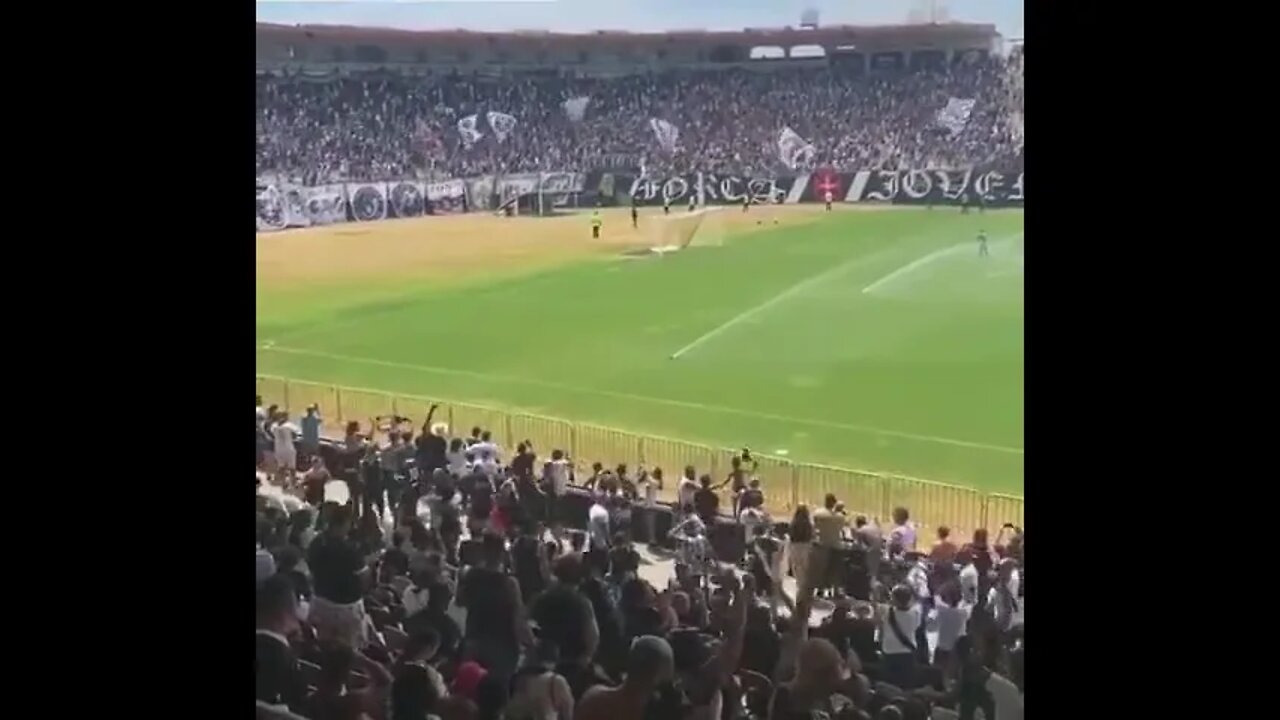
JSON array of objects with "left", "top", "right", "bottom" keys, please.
[{"left": 645, "top": 207, "right": 725, "bottom": 253}]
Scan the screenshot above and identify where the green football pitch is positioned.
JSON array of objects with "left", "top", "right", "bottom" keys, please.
[{"left": 256, "top": 207, "right": 1023, "bottom": 496}]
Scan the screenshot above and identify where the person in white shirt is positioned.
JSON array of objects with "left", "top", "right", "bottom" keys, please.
[
  {"left": 878, "top": 584, "right": 922, "bottom": 690},
  {"left": 668, "top": 514, "right": 714, "bottom": 581},
  {"left": 475, "top": 448, "right": 501, "bottom": 478},
  {"left": 677, "top": 465, "right": 698, "bottom": 515},
  {"left": 740, "top": 506, "right": 766, "bottom": 545},
  {"left": 958, "top": 549, "right": 980, "bottom": 606},
  {"left": 471, "top": 431, "right": 502, "bottom": 463},
  {"left": 889, "top": 506, "right": 917, "bottom": 552},
  {"left": 930, "top": 582, "right": 970, "bottom": 675},
  {"left": 587, "top": 495, "right": 611, "bottom": 552},
  {"left": 985, "top": 669, "right": 1023, "bottom": 720},
  {"left": 272, "top": 412, "right": 299, "bottom": 484},
  {"left": 445, "top": 438, "right": 468, "bottom": 477},
  {"left": 988, "top": 558, "right": 1022, "bottom": 632},
  {"left": 639, "top": 467, "right": 662, "bottom": 545}
]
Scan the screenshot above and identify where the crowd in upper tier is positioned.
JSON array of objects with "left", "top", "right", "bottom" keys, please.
[{"left": 256, "top": 49, "right": 1024, "bottom": 184}]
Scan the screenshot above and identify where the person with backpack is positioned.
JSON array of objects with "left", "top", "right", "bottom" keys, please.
[{"left": 878, "top": 584, "right": 922, "bottom": 691}]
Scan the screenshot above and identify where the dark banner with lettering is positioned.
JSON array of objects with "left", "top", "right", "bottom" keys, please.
[
  {"left": 846, "top": 168, "right": 1024, "bottom": 207},
  {"left": 617, "top": 173, "right": 798, "bottom": 207}
]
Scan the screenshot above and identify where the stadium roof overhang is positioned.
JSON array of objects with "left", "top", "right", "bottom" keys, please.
[{"left": 256, "top": 22, "right": 999, "bottom": 53}]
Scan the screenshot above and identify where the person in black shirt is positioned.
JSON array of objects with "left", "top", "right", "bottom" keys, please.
[
  {"left": 457, "top": 533, "right": 534, "bottom": 681},
  {"left": 359, "top": 445, "right": 384, "bottom": 520},
  {"left": 307, "top": 504, "right": 370, "bottom": 649},
  {"left": 511, "top": 525, "right": 548, "bottom": 603},
  {"left": 415, "top": 404, "right": 446, "bottom": 474},
  {"left": 511, "top": 442, "right": 536, "bottom": 479},
  {"left": 256, "top": 574, "right": 306, "bottom": 712},
  {"left": 693, "top": 475, "right": 719, "bottom": 525}
]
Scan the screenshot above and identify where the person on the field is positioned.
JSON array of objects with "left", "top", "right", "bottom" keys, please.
[
  {"left": 631, "top": 197, "right": 639, "bottom": 228},
  {"left": 824, "top": 189, "right": 833, "bottom": 211},
  {"left": 591, "top": 209, "right": 603, "bottom": 239}
]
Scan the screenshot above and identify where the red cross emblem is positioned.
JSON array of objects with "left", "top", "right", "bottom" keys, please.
[{"left": 814, "top": 168, "right": 841, "bottom": 198}]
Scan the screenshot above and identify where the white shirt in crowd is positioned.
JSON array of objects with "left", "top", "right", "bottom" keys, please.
[
  {"left": 678, "top": 477, "right": 698, "bottom": 508},
  {"left": 471, "top": 440, "right": 502, "bottom": 463},
  {"left": 985, "top": 672, "right": 1024, "bottom": 720},
  {"left": 959, "top": 562, "right": 980, "bottom": 605},
  {"left": 447, "top": 450, "right": 468, "bottom": 477},
  {"left": 588, "top": 502, "right": 610, "bottom": 550},
  {"left": 880, "top": 604, "right": 922, "bottom": 656},
  {"left": 740, "top": 508, "right": 766, "bottom": 540},
  {"left": 890, "top": 521, "right": 917, "bottom": 551},
  {"left": 256, "top": 405, "right": 267, "bottom": 425},
  {"left": 931, "top": 600, "right": 971, "bottom": 652},
  {"left": 988, "top": 583, "right": 1023, "bottom": 630},
  {"left": 907, "top": 560, "right": 931, "bottom": 601},
  {"left": 548, "top": 459, "right": 571, "bottom": 495},
  {"left": 475, "top": 452, "right": 501, "bottom": 477},
  {"left": 273, "top": 422, "right": 297, "bottom": 456},
  {"left": 641, "top": 477, "right": 659, "bottom": 507}
]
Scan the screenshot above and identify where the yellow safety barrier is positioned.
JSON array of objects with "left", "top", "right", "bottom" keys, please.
[
  {"left": 257, "top": 376, "right": 288, "bottom": 411},
  {"left": 451, "top": 402, "right": 511, "bottom": 448},
  {"left": 255, "top": 375, "right": 1024, "bottom": 537},
  {"left": 888, "top": 477, "right": 985, "bottom": 546},
  {"left": 641, "top": 436, "right": 717, "bottom": 504},
  {"left": 338, "top": 388, "right": 395, "bottom": 427},
  {"left": 510, "top": 412, "right": 575, "bottom": 460},
  {"left": 285, "top": 380, "right": 343, "bottom": 434},
  {"left": 984, "top": 493, "right": 1025, "bottom": 532},
  {"left": 794, "top": 463, "right": 887, "bottom": 522},
  {"left": 576, "top": 423, "right": 643, "bottom": 473}
]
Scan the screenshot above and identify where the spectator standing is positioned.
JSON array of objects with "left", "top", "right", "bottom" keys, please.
[
  {"left": 878, "top": 584, "right": 922, "bottom": 690},
  {"left": 930, "top": 526, "right": 958, "bottom": 564},
  {"left": 273, "top": 411, "right": 299, "bottom": 484},
  {"left": 678, "top": 466, "right": 699, "bottom": 515},
  {"left": 299, "top": 405, "right": 322, "bottom": 465},
  {"left": 307, "top": 504, "right": 371, "bottom": 649},
  {"left": 256, "top": 574, "right": 306, "bottom": 712},
  {"left": 889, "top": 507, "right": 917, "bottom": 553},
  {"left": 457, "top": 532, "right": 534, "bottom": 681},
  {"left": 302, "top": 456, "right": 332, "bottom": 507},
  {"left": 788, "top": 504, "right": 814, "bottom": 590},
  {"left": 811, "top": 494, "right": 847, "bottom": 596}
]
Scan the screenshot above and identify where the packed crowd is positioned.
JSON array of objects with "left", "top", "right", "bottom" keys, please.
[
  {"left": 256, "top": 400, "right": 1025, "bottom": 720},
  {"left": 256, "top": 52, "right": 1024, "bottom": 184}
]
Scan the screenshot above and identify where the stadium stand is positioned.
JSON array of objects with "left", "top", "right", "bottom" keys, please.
[
  {"left": 256, "top": 25, "right": 1023, "bottom": 184},
  {"left": 257, "top": 402, "right": 1025, "bottom": 720},
  {"left": 256, "top": 21, "right": 1024, "bottom": 720}
]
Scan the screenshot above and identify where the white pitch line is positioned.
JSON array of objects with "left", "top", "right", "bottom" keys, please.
[
  {"left": 258, "top": 344, "right": 1023, "bottom": 455},
  {"left": 670, "top": 252, "right": 879, "bottom": 359},
  {"left": 861, "top": 243, "right": 966, "bottom": 294},
  {"left": 861, "top": 233, "right": 1024, "bottom": 295}
]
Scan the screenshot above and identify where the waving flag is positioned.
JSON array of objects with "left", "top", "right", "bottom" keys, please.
[
  {"left": 562, "top": 96, "right": 591, "bottom": 122},
  {"left": 937, "top": 97, "right": 977, "bottom": 136},
  {"left": 777, "top": 126, "right": 816, "bottom": 170},
  {"left": 649, "top": 118, "right": 679, "bottom": 153},
  {"left": 457, "top": 114, "right": 484, "bottom": 147},
  {"left": 486, "top": 111, "right": 518, "bottom": 143}
]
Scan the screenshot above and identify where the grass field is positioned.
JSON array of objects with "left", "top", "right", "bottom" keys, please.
[{"left": 256, "top": 205, "right": 1023, "bottom": 496}]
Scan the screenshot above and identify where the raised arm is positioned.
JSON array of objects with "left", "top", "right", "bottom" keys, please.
[
  {"left": 420, "top": 403, "right": 440, "bottom": 434},
  {"left": 713, "top": 572, "right": 751, "bottom": 683}
]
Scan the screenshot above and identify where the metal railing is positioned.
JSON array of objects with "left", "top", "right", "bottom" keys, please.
[{"left": 258, "top": 374, "right": 1024, "bottom": 540}]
